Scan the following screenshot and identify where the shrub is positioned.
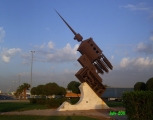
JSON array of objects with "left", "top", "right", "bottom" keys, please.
[
  {"left": 134, "top": 82, "right": 146, "bottom": 91},
  {"left": 70, "top": 98, "right": 80, "bottom": 104},
  {"left": 122, "top": 91, "right": 153, "bottom": 120},
  {"left": 146, "top": 77, "right": 153, "bottom": 91},
  {"left": 29, "top": 98, "right": 37, "bottom": 104},
  {"left": 46, "top": 99, "right": 61, "bottom": 108},
  {"left": 36, "top": 98, "right": 46, "bottom": 105}
]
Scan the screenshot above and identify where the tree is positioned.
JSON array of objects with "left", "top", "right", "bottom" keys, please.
[
  {"left": 134, "top": 82, "right": 146, "bottom": 91},
  {"left": 146, "top": 77, "right": 153, "bottom": 91},
  {"left": 36, "top": 85, "right": 44, "bottom": 95},
  {"left": 22, "top": 83, "right": 30, "bottom": 100},
  {"left": 67, "top": 81, "right": 81, "bottom": 94},
  {"left": 104, "top": 84, "right": 110, "bottom": 88},
  {"left": 31, "top": 87, "right": 37, "bottom": 95},
  {"left": 15, "top": 83, "right": 30, "bottom": 100},
  {"left": 14, "top": 87, "right": 22, "bottom": 98},
  {"left": 58, "top": 86, "right": 66, "bottom": 95},
  {"left": 42, "top": 82, "right": 60, "bottom": 96}
]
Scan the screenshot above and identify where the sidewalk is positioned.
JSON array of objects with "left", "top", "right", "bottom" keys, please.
[{"left": 0, "top": 107, "right": 127, "bottom": 120}]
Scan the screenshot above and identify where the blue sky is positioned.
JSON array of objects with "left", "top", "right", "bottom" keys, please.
[{"left": 0, "top": 0, "right": 153, "bottom": 93}]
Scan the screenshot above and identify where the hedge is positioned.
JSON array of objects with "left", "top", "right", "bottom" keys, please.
[{"left": 122, "top": 91, "right": 153, "bottom": 120}]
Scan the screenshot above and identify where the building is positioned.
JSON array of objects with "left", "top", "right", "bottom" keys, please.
[{"left": 102, "top": 88, "right": 133, "bottom": 101}]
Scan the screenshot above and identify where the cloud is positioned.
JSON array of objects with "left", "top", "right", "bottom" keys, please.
[
  {"left": 40, "top": 43, "right": 46, "bottom": 49},
  {"left": 120, "top": 3, "right": 153, "bottom": 19},
  {"left": 2, "top": 55, "right": 10, "bottom": 63},
  {"left": 0, "top": 27, "right": 5, "bottom": 42},
  {"left": 150, "top": 36, "right": 153, "bottom": 41},
  {"left": 1, "top": 48, "right": 21, "bottom": 63},
  {"left": 46, "top": 43, "right": 79, "bottom": 62},
  {"left": 48, "top": 41, "right": 54, "bottom": 49},
  {"left": 111, "top": 55, "right": 114, "bottom": 60},
  {"left": 135, "top": 42, "right": 153, "bottom": 54},
  {"left": 23, "top": 42, "right": 79, "bottom": 64},
  {"left": 121, "top": 3, "right": 150, "bottom": 11},
  {"left": 120, "top": 57, "right": 153, "bottom": 69}
]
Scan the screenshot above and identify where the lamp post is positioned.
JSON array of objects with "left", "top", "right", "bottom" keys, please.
[
  {"left": 18, "top": 75, "right": 21, "bottom": 87},
  {"left": 30, "top": 51, "right": 35, "bottom": 97}
]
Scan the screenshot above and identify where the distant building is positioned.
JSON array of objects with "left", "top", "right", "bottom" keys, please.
[
  {"left": 66, "top": 92, "right": 81, "bottom": 98},
  {"left": 102, "top": 87, "right": 133, "bottom": 101}
]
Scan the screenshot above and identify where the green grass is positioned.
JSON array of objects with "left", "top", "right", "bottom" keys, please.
[
  {"left": 0, "top": 115, "right": 97, "bottom": 120},
  {"left": 0, "top": 101, "right": 124, "bottom": 113},
  {"left": 105, "top": 101, "right": 123, "bottom": 107},
  {"left": 0, "top": 102, "right": 47, "bottom": 112}
]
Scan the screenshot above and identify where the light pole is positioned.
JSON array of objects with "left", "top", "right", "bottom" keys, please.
[
  {"left": 18, "top": 75, "right": 21, "bottom": 87},
  {"left": 30, "top": 51, "right": 35, "bottom": 97},
  {"left": 13, "top": 81, "right": 14, "bottom": 92}
]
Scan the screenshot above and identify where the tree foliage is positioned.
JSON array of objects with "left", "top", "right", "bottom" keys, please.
[
  {"left": 31, "top": 87, "right": 37, "bottom": 95},
  {"left": 31, "top": 82, "right": 66, "bottom": 96},
  {"left": 67, "top": 81, "right": 81, "bottom": 94},
  {"left": 58, "top": 86, "right": 66, "bottom": 95},
  {"left": 134, "top": 82, "right": 146, "bottom": 91},
  {"left": 36, "top": 85, "right": 44, "bottom": 95},
  {"left": 15, "top": 83, "right": 30, "bottom": 99},
  {"left": 146, "top": 77, "right": 153, "bottom": 91},
  {"left": 43, "top": 82, "right": 60, "bottom": 96}
]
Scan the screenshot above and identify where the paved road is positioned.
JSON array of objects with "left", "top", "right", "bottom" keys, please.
[{"left": 0, "top": 94, "right": 17, "bottom": 100}]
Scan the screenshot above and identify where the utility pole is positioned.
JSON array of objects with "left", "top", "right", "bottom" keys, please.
[
  {"left": 30, "top": 51, "right": 35, "bottom": 97},
  {"left": 18, "top": 75, "right": 21, "bottom": 87}
]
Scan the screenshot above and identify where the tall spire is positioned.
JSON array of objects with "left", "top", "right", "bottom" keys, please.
[{"left": 55, "top": 10, "right": 83, "bottom": 42}]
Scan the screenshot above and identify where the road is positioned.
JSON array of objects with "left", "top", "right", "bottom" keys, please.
[{"left": 0, "top": 94, "right": 17, "bottom": 100}]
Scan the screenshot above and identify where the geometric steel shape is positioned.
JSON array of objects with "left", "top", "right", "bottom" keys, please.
[
  {"left": 77, "top": 38, "right": 102, "bottom": 62},
  {"left": 75, "top": 67, "right": 105, "bottom": 97},
  {"left": 55, "top": 11, "right": 113, "bottom": 98}
]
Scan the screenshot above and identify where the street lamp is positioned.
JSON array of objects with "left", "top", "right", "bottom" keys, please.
[
  {"left": 18, "top": 75, "right": 21, "bottom": 87},
  {"left": 13, "top": 81, "right": 15, "bottom": 92},
  {"left": 30, "top": 51, "right": 35, "bottom": 97}
]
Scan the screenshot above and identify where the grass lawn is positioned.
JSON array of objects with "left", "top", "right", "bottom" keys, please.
[
  {"left": 0, "top": 101, "right": 123, "bottom": 112},
  {"left": 0, "top": 102, "right": 48, "bottom": 112},
  {"left": 0, "top": 115, "right": 98, "bottom": 120},
  {"left": 0, "top": 101, "right": 123, "bottom": 120}
]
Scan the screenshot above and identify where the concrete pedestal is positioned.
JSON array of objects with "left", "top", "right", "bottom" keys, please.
[{"left": 57, "top": 82, "right": 109, "bottom": 111}]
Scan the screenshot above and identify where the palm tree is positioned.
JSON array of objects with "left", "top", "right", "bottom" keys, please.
[
  {"left": 15, "top": 83, "right": 30, "bottom": 100},
  {"left": 22, "top": 83, "right": 30, "bottom": 100},
  {"left": 14, "top": 87, "right": 22, "bottom": 98}
]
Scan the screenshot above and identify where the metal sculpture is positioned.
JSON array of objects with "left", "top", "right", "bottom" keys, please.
[{"left": 55, "top": 10, "right": 113, "bottom": 98}]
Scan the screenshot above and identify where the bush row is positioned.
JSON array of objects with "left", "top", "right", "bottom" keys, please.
[
  {"left": 29, "top": 98, "right": 67, "bottom": 108},
  {"left": 122, "top": 91, "right": 153, "bottom": 120}
]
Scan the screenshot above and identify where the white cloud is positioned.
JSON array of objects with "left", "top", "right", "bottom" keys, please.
[
  {"left": 120, "top": 58, "right": 130, "bottom": 68},
  {"left": 135, "top": 42, "right": 153, "bottom": 54},
  {"left": 7, "top": 48, "right": 21, "bottom": 55},
  {"left": 120, "top": 57, "right": 153, "bottom": 69},
  {"left": 31, "top": 42, "right": 79, "bottom": 63},
  {"left": 2, "top": 55, "right": 10, "bottom": 63},
  {"left": 40, "top": 43, "right": 46, "bottom": 49},
  {"left": 121, "top": 3, "right": 150, "bottom": 11},
  {"left": 111, "top": 55, "right": 114, "bottom": 60},
  {"left": 0, "top": 27, "right": 5, "bottom": 42},
  {"left": 48, "top": 41, "right": 54, "bottom": 49},
  {"left": 150, "top": 36, "right": 153, "bottom": 41},
  {"left": 121, "top": 3, "right": 153, "bottom": 19},
  {"left": 46, "top": 43, "right": 79, "bottom": 62},
  {"left": 2, "top": 48, "right": 21, "bottom": 63}
]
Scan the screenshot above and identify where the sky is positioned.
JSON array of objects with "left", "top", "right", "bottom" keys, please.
[{"left": 0, "top": 0, "right": 153, "bottom": 93}]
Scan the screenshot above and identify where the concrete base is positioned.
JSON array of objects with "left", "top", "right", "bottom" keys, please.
[{"left": 57, "top": 82, "right": 109, "bottom": 111}]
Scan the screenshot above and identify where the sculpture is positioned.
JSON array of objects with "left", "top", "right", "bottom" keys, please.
[{"left": 55, "top": 10, "right": 113, "bottom": 98}]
